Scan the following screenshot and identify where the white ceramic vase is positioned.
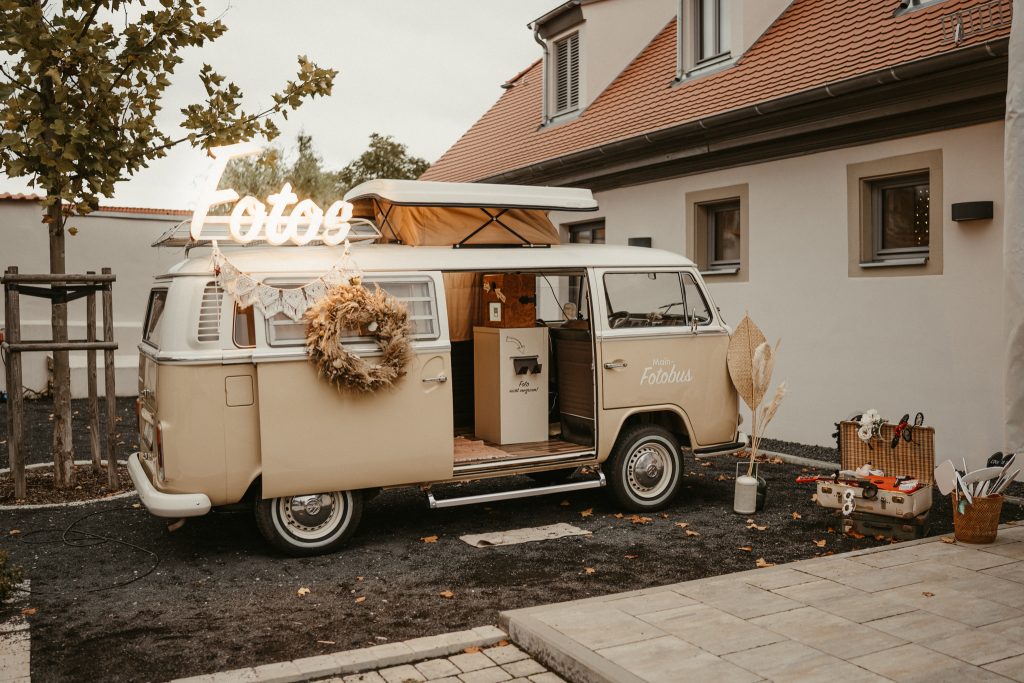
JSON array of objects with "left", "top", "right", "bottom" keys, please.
[{"left": 734, "top": 474, "right": 759, "bottom": 514}]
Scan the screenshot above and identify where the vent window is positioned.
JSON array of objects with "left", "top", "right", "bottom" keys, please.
[
  {"left": 197, "top": 281, "right": 223, "bottom": 342},
  {"left": 553, "top": 32, "right": 580, "bottom": 116}
]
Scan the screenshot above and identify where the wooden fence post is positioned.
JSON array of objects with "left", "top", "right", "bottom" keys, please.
[
  {"left": 101, "top": 268, "right": 118, "bottom": 489},
  {"left": 86, "top": 271, "right": 101, "bottom": 474},
  {"left": 4, "top": 267, "right": 26, "bottom": 499}
]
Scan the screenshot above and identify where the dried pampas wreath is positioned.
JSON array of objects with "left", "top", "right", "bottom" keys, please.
[{"left": 304, "top": 279, "right": 413, "bottom": 392}]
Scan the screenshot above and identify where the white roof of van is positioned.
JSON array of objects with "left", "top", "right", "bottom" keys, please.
[
  {"left": 343, "top": 179, "right": 598, "bottom": 211},
  {"left": 166, "top": 244, "right": 695, "bottom": 276}
]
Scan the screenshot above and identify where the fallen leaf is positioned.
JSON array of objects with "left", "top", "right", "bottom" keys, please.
[
  {"left": 922, "top": 592, "right": 935, "bottom": 598},
  {"left": 941, "top": 537, "right": 955, "bottom": 544},
  {"left": 8, "top": 529, "right": 20, "bottom": 536},
  {"left": 167, "top": 519, "right": 186, "bottom": 532},
  {"left": 559, "top": 500, "right": 571, "bottom": 507},
  {"left": 716, "top": 474, "right": 728, "bottom": 481},
  {"left": 356, "top": 576, "right": 364, "bottom": 582},
  {"left": 791, "top": 512, "right": 802, "bottom": 520},
  {"left": 685, "top": 530, "right": 700, "bottom": 537},
  {"left": 813, "top": 539, "right": 826, "bottom": 548},
  {"left": 495, "top": 640, "right": 510, "bottom": 647},
  {"left": 827, "top": 527, "right": 835, "bottom": 533},
  {"left": 583, "top": 567, "right": 596, "bottom": 575},
  {"left": 674, "top": 522, "right": 690, "bottom": 529},
  {"left": 874, "top": 535, "right": 887, "bottom": 542},
  {"left": 580, "top": 508, "right": 593, "bottom": 518},
  {"left": 613, "top": 513, "right": 624, "bottom": 519},
  {"left": 439, "top": 590, "right": 455, "bottom": 599},
  {"left": 747, "top": 523, "right": 767, "bottom": 531},
  {"left": 316, "top": 640, "right": 336, "bottom": 645},
  {"left": 820, "top": 551, "right": 835, "bottom": 557},
  {"left": 354, "top": 596, "right": 366, "bottom": 604},
  {"left": 297, "top": 587, "right": 310, "bottom": 597},
  {"left": 421, "top": 535, "right": 438, "bottom": 544},
  {"left": 21, "top": 607, "right": 37, "bottom": 617},
  {"left": 629, "top": 515, "right": 652, "bottom": 525},
  {"left": 746, "top": 518, "right": 755, "bottom": 524},
  {"left": 624, "top": 554, "right": 638, "bottom": 559},
  {"left": 847, "top": 531, "right": 866, "bottom": 540},
  {"left": 771, "top": 456, "right": 784, "bottom": 465},
  {"left": 755, "top": 558, "right": 775, "bottom": 568},
  {"left": 660, "top": 513, "right": 669, "bottom": 519},
  {"left": 737, "top": 546, "right": 753, "bottom": 552},
  {"left": 811, "top": 494, "right": 818, "bottom": 503},
  {"left": 463, "top": 646, "right": 481, "bottom": 654},
  {"left": 700, "top": 461, "right": 713, "bottom": 467}
]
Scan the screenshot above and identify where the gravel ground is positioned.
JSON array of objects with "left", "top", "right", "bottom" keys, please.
[{"left": 1, "top": 397, "right": 1022, "bottom": 682}]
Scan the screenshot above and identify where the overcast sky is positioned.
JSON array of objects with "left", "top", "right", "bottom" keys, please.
[{"left": 2, "top": 0, "right": 554, "bottom": 209}]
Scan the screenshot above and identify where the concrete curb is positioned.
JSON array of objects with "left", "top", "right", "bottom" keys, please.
[
  {"left": 168, "top": 625, "right": 508, "bottom": 683},
  {"left": 0, "top": 460, "right": 136, "bottom": 511}
]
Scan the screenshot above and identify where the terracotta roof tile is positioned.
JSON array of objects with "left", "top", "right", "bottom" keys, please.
[
  {"left": 423, "top": 0, "right": 1012, "bottom": 182},
  {"left": 0, "top": 192, "right": 188, "bottom": 216},
  {"left": 0, "top": 192, "right": 44, "bottom": 201}
]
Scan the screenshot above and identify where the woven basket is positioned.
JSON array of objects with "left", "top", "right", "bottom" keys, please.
[
  {"left": 952, "top": 493, "right": 1003, "bottom": 544},
  {"left": 837, "top": 421, "right": 935, "bottom": 484}
]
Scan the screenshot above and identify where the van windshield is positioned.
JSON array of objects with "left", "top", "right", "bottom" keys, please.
[{"left": 143, "top": 289, "right": 167, "bottom": 347}]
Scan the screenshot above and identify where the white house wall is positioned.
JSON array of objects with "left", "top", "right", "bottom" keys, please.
[
  {"left": 551, "top": 121, "right": 1006, "bottom": 466},
  {"left": 0, "top": 201, "right": 184, "bottom": 397}
]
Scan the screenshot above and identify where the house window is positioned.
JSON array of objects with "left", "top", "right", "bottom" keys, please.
[
  {"left": 847, "top": 150, "right": 942, "bottom": 277},
  {"left": 686, "top": 184, "right": 748, "bottom": 281},
  {"left": 567, "top": 220, "right": 604, "bottom": 303},
  {"left": 552, "top": 32, "right": 580, "bottom": 117},
  {"left": 870, "top": 173, "right": 930, "bottom": 260},
  {"left": 696, "top": 0, "right": 730, "bottom": 63}
]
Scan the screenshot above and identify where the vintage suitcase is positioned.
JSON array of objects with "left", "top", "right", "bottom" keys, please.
[
  {"left": 481, "top": 274, "right": 536, "bottom": 328},
  {"left": 817, "top": 420, "right": 935, "bottom": 519},
  {"left": 842, "top": 510, "right": 931, "bottom": 542}
]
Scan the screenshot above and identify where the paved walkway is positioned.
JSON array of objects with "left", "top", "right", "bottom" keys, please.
[{"left": 501, "top": 522, "right": 1024, "bottom": 683}]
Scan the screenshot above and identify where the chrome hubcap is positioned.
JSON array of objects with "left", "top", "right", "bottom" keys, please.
[
  {"left": 285, "top": 494, "right": 336, "bottom": 531},
  {"left": 625, "top": 442, "right": 673, "bottom": 498}
]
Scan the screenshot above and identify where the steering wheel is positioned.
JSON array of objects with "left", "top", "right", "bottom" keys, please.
[{"left": 609, "top": 310, "right": 630, "bottom": 329}]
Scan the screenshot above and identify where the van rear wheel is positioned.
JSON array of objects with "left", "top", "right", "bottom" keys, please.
[
  {"left": 255, "top": 490, "right": 363, "bottom": 556},
  {"left": 603, "top": 425, "right": 682, "bottom": 511}
]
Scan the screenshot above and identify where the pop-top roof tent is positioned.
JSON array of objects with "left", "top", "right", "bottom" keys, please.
[
  {"left": 155, "top": 180, "right": 599, "bottom": 249},
  {"left": 344, "top": 179, "right": 598, "bottom": 248}
]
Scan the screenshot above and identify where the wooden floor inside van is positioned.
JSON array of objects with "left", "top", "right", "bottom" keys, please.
[{"left": 453, "top": 428, "right": 588, "bottom": 463}]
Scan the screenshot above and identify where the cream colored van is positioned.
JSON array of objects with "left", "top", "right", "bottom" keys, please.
[{"left": 130, "top": 180, "right": 743, "bottom": 555}]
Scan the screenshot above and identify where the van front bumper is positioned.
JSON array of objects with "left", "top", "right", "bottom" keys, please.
[{"left": 128, "top": 452, "right": 211, "bottom": 518}]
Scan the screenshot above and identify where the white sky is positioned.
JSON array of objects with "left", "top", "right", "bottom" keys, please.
[{"left": 1, "top": 0, "right": 554, "bottom": 209}]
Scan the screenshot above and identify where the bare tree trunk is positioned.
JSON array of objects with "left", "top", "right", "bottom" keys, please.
[{"left": 47, "top": 201, "right": 75, "bottom": 489}]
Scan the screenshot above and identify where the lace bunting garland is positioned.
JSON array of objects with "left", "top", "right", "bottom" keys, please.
[{"left": 211, "top": 242, "right": 362, "bottom": 321}]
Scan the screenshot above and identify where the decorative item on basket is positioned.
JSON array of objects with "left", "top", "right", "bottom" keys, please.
[
  {"left": 812, "top": 412, "right": 936, "bottom": 527},
  {"left": 935, "top": 452, "right": 1016, "bottom": 543},
  {"left": 725, "top": 314, "right": 787, "bottom": 515}
]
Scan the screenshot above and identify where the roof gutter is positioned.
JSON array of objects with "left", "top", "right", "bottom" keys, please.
[
  {"left": 532, "top": 22, "right": 550, "bottom": 126},
  {"left": 486, "top": 36, "right": 1010, "bottom": 183}
]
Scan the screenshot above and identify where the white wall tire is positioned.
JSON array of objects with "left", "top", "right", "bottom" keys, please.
[
  {"left": 603, "top": 425, "right": 682, "bottom": 511},
  {"left": 255, "top": 490, "right": 363, "bottom": 556}
]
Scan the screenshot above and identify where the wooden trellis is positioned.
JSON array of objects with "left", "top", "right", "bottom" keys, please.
[{"left": 2, "top": 267, "right": 118, "bottom": 499}]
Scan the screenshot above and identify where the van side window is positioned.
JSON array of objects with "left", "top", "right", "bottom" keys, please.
[
  {"left": 603, "top": 271, "right": 711, "bottom": 329},
  {"left": 233, "top": 304, "right": 256, "bottom": 348},
  {"left": 264, "top": 278, "right": 439, "bottom": 347},
  {"left": 142, "top": 289, "right": 168, "bottom": 347}
]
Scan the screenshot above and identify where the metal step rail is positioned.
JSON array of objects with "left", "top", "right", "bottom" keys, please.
[{"left": 427, "top": 470, "right": 606, "bottom": 509}]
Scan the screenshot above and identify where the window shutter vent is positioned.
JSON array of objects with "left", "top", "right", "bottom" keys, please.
[
  {"left": 554, "top": 33, "right": 579, "bottom": 114},
  {"left": 197, "top": 281, "right": 223, "bottom": 342}
]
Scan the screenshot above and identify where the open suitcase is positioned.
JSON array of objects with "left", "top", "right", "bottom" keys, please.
[{"left": 816, "top": 421, "right": 935, "bottom": 520}]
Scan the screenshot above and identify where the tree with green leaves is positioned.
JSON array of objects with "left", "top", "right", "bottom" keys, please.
[
  {"left": 0, "top": 0, "right": 336, "bottom": 490},
  {"left": 219, "top": 132, "right": 430, "bottom": 204}
]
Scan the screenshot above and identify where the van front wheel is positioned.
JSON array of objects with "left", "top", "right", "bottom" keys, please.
[
  {"left": 255, "top": 490, "right": 363, "bottom": 556},
  {"left": 604, "top": 425, "right": 682, "bottom": 511}
]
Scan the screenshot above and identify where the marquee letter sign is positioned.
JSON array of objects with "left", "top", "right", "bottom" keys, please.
[{"left": 190, "top": 143, "right": 358, "bottom": 246}]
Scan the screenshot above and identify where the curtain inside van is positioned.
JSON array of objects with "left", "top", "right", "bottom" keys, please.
[
  {"left": 352, "top": 200, "right": 560, "bottom": 246},
  {"left": 442, "top": 272, "right": 482, "bottom": 342}
]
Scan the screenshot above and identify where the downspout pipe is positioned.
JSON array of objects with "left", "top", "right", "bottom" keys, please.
[
  {"left": 532, "top": 22, "right": 549, "bottom": 126},
  {"left": 675, "top": 0, "right": 685, "bottom": 82}
]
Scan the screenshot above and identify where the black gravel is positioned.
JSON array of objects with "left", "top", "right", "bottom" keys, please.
[{"left": 1, "top": 397, "right": 1022, "bottom": 682}]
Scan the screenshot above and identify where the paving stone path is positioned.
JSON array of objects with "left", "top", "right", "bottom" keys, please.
[{"left": 317, "top": 644, "right": 564, "bottom": 683}]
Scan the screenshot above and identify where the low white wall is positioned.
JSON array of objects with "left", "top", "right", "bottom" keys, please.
[
  {"left": 552, "top": 121, "right": 1006, "bottom": 467},
  {"left": 0, "top": 201, "right": 185, "bottom": 397}
]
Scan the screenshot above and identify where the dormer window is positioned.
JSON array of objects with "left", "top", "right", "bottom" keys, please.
[
  {"left": 552, "top": 32, "right": 580, "bottom": 117},
  {"left": 696, "top": 0, "right": 730, "bottom": 63}
]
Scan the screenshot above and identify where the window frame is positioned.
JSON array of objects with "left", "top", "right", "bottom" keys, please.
[
  {"left": 549, "top": 30, "right": 581, "bottom": 121},
  {"left": 566, "top": 219, "right": 605, "bottom": 304},
  {"left": 870, "top": 172, "right": 931, "bottom": 261},
  {"left": 694, "top": 0, "right": 730, "bottom": 65},
  {"left": 686, "top": 183, "right": 749, "bottom": 282},
  {"left": 141, "top": 288, "right": 168, "bottom": 349},
  {"left": 601, "top": 269, "right": 714, "bottom": 333},
  {"left": 847, "top": 150, "right": 943, "bottom": 278},
  {"left": 705, "top": 199, "right": 742, "bottom": 270}
]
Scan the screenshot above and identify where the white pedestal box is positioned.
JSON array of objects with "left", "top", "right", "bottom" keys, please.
[{"left": 473, "top": 326, "right": 549, "bottom": 445}]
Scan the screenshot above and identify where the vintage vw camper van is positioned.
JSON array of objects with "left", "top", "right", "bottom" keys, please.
[{"left": 130, "top": 179, "right": 744, "bottom": 555}]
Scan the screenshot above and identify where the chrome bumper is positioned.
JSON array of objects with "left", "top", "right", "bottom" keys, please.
[{"left": 128, "top": 452, "right": 211, "bottom": 518}]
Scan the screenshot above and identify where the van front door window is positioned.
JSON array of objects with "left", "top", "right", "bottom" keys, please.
[{"left": 603, "top": 272, "right": 710, "bottom": 329}]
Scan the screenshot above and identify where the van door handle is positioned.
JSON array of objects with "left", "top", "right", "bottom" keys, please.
[
  {"left": 603, "top": 360, "right": 628, "bottom": 370},
  {"left": 423, "top": 374, "right": 448, "bottom": 384}
]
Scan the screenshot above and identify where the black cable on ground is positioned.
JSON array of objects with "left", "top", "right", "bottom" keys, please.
[{"left": 13, "top": 505, "right": 160, "bottom": 594}]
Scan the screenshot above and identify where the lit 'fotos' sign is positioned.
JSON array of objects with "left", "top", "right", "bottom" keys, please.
[{"left": 190, "top": 143, "right": 356, "bottom": 245}]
